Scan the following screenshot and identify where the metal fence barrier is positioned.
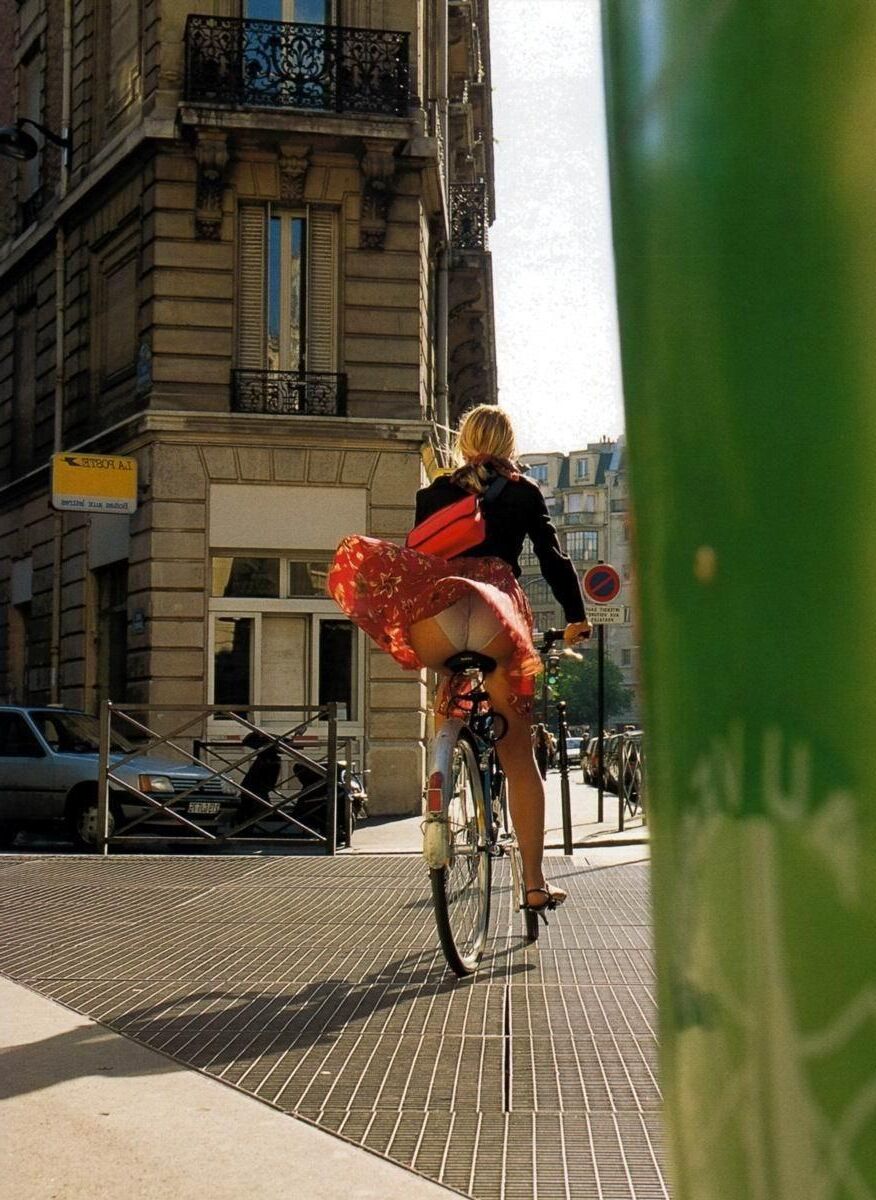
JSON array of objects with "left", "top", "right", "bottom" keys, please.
[
  {"left": 618, "top": 733, "right": 646, "bottom": 833},
  {"left": 96, "top": 702, "right": 347, "bottom": 855}
]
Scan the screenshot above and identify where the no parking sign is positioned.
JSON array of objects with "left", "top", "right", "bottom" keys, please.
[{"left": 583, "top": 564, "right": 623, "bottom": 623}]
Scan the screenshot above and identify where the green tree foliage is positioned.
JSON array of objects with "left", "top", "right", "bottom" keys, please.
[{"left": 549, "top": 648, "right": 632, "bottom": 727}]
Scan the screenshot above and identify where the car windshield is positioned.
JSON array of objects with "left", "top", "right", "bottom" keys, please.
[{"left": 29, "top": 711, "right": 135, "bottom": 755}]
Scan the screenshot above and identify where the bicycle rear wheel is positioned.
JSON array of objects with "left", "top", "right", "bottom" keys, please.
[{"left": 430, "top": 733, "right": 492, "bottom": 976}]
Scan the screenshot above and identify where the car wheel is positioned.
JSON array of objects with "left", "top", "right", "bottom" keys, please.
[{"left": 72, "top": 798, "right": 115, "bottom": 849}]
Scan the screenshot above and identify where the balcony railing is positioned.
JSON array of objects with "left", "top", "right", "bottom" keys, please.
[
  {"left": 450, "top": 181, "right": 488, "bottom": 250},
  {"left": 232, "top": 369, "right": 347, "bottom": 416},
  {"left": 184, "top": 16, "right": 410, "bottom": 117},
  {"left": 558, "top": 510, "right": 602, "bottom": 527}
]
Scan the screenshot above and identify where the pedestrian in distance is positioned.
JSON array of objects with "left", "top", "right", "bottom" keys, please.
[
  {"left": 533, "top": 723, "right": 550, "bottom": 781},
  {"left": 329, "top": 405, "right": 591, "bottom": 916}
]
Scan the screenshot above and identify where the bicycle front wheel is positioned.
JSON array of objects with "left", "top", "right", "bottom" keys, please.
[{"left": 430, "top": 733, "right": 492, "bottom": 976}]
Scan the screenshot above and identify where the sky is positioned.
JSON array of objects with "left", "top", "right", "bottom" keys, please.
[{"left": 488, "top": 0, "right": 625, "bottom": 455}]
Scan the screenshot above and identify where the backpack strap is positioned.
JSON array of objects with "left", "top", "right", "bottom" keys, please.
[{"left": 481, "top": 474, "right": 509, "bottom": 505}]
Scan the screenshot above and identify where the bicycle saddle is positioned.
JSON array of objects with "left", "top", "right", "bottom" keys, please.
[{"left": 443, "top": 650, "right": 497, "bottom": 674}]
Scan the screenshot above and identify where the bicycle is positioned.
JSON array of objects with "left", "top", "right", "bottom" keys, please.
[{"left": 422, "top": 629, "right": 568, "bottom": 976}]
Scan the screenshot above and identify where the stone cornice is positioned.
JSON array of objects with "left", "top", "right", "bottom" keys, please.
[{"left": 130, "top": 411, "right": 432, "bottom": 448}]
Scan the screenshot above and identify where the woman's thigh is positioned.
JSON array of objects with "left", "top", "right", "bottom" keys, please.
[{"left": 483, "top": 666, "right": 540, "bottom": 772}]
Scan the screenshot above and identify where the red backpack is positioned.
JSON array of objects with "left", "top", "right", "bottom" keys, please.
[{"left": 405, "top": 475, "right": 508, "bottom": 559}]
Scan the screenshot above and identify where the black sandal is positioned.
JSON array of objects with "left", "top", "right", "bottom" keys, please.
[{"left": 524, "top": 883, "right": 567, "bottom": 925}]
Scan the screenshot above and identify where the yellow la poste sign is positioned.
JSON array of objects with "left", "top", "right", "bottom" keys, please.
[{"left": 51, "top": 453, "right": 138, "bottom": 515}]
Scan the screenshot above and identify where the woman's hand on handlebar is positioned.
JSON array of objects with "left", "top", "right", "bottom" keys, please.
[{"left": 563, "top": 619, "right": 592, "bottom": 646}]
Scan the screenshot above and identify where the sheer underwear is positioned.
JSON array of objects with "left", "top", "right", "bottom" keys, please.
[{"left": 433, "top": 593, "right": 506, "bottom": 655}]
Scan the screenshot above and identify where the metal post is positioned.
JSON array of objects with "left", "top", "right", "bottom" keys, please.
[
  {"left": 343, "top": 736, "right": 353, "bottom": 849},
  {"left": 326, "top": 702, "right": 338, "bottom": 856},
  {"left": 597, "top": 624, "right": 605, "bottom": 823},
  {"left": 557, "top": 700, "right": 573, "bottom": 855},
  {"left": 97, "top": 700, "right": 111, "bottom": 856},
  {"left": 618, "top": 735, "right": 626, "bottom": 833}
]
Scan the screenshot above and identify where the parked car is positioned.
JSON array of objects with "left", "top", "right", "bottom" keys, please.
[
  {"left": 582, "top": 736, "right": 600, "bottom": 784},
  {"left": 0, "top": 706, "right": 240, "bottom": 849},
  {"left": 603, "top": 733, "right": 624, "bottom": 793},
  {"left": 564, "top": 736, "right": 584, "bottom": 767}
]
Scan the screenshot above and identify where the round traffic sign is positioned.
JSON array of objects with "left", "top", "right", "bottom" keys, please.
[{"left": 583, "top": 563, "right": 621, "bottom": 604}]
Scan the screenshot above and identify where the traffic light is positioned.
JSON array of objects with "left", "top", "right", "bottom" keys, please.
[{"left": 546, "top": 655, "right": 560, "bottom": 691}]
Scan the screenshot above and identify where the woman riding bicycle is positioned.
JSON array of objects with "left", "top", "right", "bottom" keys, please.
[{"left": 329, "top": 406, "right": 590, "bottom": 916}]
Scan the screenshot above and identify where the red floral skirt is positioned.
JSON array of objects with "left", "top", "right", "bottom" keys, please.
[{"left": 328, "top": 536, "right": 542, "bottom": 716}]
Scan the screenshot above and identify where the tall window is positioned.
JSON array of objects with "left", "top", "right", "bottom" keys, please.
[
  {"left": 209, "top": 554, "right": 361, "bottom": 726},
  {"left": 527, "top": 579, "right": 550, "bottom": 604},
  {"left": 621, "top": 648, "right": 632, "bottom": 667},
  {"left": 238, "top": 205, "right": 337, "bottom": 374},
  {"left": 268, "top": 214, "right": 307, "bottom": 371},
  {"left": 7, "top": 603, "right": 33, "bottom": 703},
  {"left": 13, "top": 306, "right": 36, "bottom": 471},
  {"left": 19, "top": 50, "right": 43, "bottom": 205},
  {"left": 566, "top": 493, "right": 583, "bottom": 513},
  {"left": 575, "top": 458, "right": 588, "bottom": 479},
  {"left": 94, "top": 562, "right": 128, "bottom": 706},
  {"left": 246, "top": 0, "right": 330, "bottom": 20},
  {"left": 566, "top": 530, "right": 599, "bottom": 561},
  {"left": 529, "top": 463, "right": 547, "bottom": 483},
  {"left": 583, "top": 494, "right": 596, "bottom": 513},
  {"left": 95, "top": 0, "right": 141, "bottom": 131}
]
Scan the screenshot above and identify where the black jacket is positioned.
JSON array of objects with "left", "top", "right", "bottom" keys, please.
[{"left": 414, "top": 473, "right": 586, "bottom": 623}]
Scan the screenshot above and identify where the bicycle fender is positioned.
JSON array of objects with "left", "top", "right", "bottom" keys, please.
[{"left": 422, "top": 719, "right": 467, "bottom": 870}]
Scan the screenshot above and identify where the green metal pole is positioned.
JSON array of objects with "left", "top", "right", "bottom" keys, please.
[
  {"left": 557, "top": 700, "right": 573, "bottom": 855},
  {"left": 596, "top": 625, "right": 604, "bottom": 823},
  {"left": 603, "top": 3, "right": 876, "bottom": 1196}
]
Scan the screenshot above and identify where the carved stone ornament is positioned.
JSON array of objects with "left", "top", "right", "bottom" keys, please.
[
  {"left": 359, "top": 141, "right": 398, "bottom": 250},
  {"left": 278, "top": 144, "right": 311, "bottom": 203},
  {"left": 195, "top": 131, "right": 230, "bottom": 240}
]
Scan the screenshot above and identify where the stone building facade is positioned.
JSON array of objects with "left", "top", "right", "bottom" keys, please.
[
  {"left": 519, "top": 439, "right": 641, "bottom": 725},
  {"left": 0, "top": 0, "right": 497, "bottom": 813}
]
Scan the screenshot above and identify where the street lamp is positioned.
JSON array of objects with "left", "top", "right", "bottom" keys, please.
[{"left": 0, "top": 119, "right": 71, "bottom": 163}]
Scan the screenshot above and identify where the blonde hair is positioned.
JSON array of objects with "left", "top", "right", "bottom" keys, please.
[{"left": 452, "top": 405, "right": 517, "bottom": 494}]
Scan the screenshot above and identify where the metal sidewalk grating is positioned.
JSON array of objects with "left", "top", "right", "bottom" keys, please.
[{"left": 0, "top": 853, "right": 669, "bottom": 1199}]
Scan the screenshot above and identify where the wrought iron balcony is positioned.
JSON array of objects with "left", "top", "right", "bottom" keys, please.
[
  {"left": 232, "top": 369, "right": 347, "bottom": 417},
  {"left": 184, "top": 15, "right": 410, "bottom": 117},
  {"left": 450, "top": 181, "right": 488, "bottom": 250},
  {"left": 558, "top": 510, "right": 602, "bottom": 527}
]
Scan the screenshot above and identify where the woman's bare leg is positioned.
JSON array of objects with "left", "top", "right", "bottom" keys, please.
[
  {"left": 410, "top": 600, "right": 549, "bottom": 896},
  {"left": 482, "top": 666, "right": 548, "bottom": 895}
]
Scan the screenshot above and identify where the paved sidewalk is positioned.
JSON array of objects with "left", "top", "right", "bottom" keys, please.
[
  {"left": 1, "top": 977, "right": 454, "bottom": 1200},
  {"left": 0, "top": 850, "right": 665, "bottom": 1199},
  {"left": 353, "top": 772, "right": 647, "bottom": 855}
]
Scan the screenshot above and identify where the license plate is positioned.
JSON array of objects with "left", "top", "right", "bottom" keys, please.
[{"left": 188, "top": 801, "right": 221, "bottom": 816}]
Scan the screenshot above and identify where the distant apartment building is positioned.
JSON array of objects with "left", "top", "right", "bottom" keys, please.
[
  {"left": 519, "top": 438, "right": 640, "bottom": 724},
  {"left": 0, "top": 0, "right": 497, "bottom": 813}
]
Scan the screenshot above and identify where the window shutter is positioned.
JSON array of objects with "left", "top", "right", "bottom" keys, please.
[
  {"left": 237, "top": 205, "right": 266, "bottom": 368},
  {"left": 307, "top": 208, "right": 337, "bottom": 372}
]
